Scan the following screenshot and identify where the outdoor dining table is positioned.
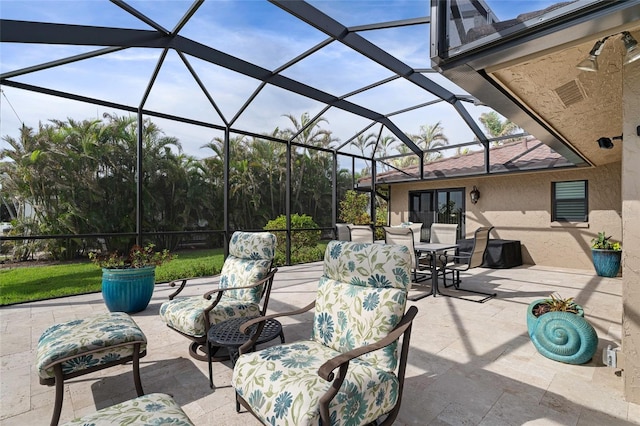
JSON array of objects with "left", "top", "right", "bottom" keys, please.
[{"left": 410, "top": 242, "right": 459, "bottom": 301}]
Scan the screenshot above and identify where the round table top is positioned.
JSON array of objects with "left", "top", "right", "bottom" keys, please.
[{"left": 207, "top": 317, "right": 282, "bottom": 347}]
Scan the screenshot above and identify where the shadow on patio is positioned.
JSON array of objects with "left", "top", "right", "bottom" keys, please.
[{"left": 1, "top": 263, "right": 638, "bottom": 425}]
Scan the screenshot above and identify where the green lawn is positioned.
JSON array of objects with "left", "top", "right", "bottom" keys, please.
[
  {"left": 0, "top": 249, "right": 226, "bottom": 306},
  {"left": 0, "top": 241, "right": 331, "bottom": 306}
]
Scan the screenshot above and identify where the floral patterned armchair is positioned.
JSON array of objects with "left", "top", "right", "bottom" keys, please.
[
  {"left": 232, "top": 241, "right": 418, "bottom": 426},
  {"left": 159, "top": 231, "right": 277, "bottom": 361}
]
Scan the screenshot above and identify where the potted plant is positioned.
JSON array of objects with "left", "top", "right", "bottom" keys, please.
[
  {"left": 526, "top": 293, "right": 598, "bottom": 365},
  {"left": 590, "top": 231, "right": 622, "bottom": 277},
  {"left": 89, "top": 243, "right": 173, "bottom": 313}
]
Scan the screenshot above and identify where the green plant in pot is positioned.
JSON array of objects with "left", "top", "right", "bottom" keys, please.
[
  {"left": 90, "top": 244, "right": 174, "bottom": 313},
  {"left": 590, "top": 231, "right": 622, "bottom": 277},
  {"left": 526, "top": 293, "right": 598, "bottom": 365}
]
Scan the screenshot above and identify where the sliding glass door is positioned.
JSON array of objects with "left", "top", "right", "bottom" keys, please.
[{"left": 409, "top": 188, "right": 465, "bottom": 241}]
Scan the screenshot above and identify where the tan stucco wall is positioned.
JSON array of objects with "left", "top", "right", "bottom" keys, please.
[
  {"left": 389, "top": 163, "right": 621, "bottom": 271},
  {"left": 621, "top": 54, "right": 640, "bottom": 404}
]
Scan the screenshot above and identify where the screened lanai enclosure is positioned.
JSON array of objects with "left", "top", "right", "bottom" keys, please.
[{"left": 1, "top": 0, "right": 586, "bottom": 263}]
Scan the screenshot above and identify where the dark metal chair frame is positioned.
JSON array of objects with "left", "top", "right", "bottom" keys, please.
[
  {"left": 440, "top": 226, "right": 497, "bottom": 303},
  {"left": 384, "top": 226, "right": 430, "bottom": 283},
  {"left": 165, "top": 266, "right": 278, "bottom": 361},
  {"left": 41, "top": 343, "right": 146, "bottom": 426}
]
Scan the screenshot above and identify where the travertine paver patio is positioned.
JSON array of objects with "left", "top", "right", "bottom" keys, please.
[{"left": 1, "top": 262, "right": 639, "bottom": 425}]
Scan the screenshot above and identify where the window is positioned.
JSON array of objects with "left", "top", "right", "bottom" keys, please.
[
  {"left": 409, "top": 188, "right": 465, "bottom": 240},
  {"left": 552, "top": 180, "right": 588, "bottom": 222}
]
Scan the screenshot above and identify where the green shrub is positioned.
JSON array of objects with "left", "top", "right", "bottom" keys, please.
[
  {"left": 265, "top": 214, "right": 322, "bottom": 265},
  {"left": 338, "top": 190, "right": 371, "bottom": 225}
]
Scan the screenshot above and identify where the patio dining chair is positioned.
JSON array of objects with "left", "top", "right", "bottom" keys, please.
[
  {"left": 384, "top": 226, "right": 430, "bottom": 282},
  {"left": 335, "top": 223, "right": 352, "bottom": 241},
  {"left": 232, "top": 241, "right": 418, "bottom": 426},
  {"left": 159, "top": 231, "right": 277, "bottom": 361},
  {"left": 401, "top": 222, "right": 423, "bottom": 243},
  {"left": 423, "top": 223, "right": 459, "bottom": 279},
  {"left": 347, "top": 224, "right": 374, "bottom": 243},
  {"left": 439, "top": 226, "right": 497, "bottom": 303}
]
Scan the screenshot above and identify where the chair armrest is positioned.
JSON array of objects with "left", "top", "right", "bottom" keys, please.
[
  {"left": 237, "top": 300, "right": 316, "bottom": 355},
  {"left": 439, "top": 252, "right": 471, "bottom": 264},
  {"left": 200, "top": 268, "right": 278, "bottom": 335},
  {"left": 313, "top": 306, "right": 418, "bottom": 422},
  {"left": 167, "top": 276, "right": 219, "bottom": 300},
  {"left": 317, "top": 305, "right": 418, "bottom": 381}
]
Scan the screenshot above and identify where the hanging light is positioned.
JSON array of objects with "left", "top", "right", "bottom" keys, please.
[
  {"left": 621, "top": 31, "right": 640, "bottom": 65},
  {"left": 576, "top": 38, "right": 606, "bottom": 72},
  {"left": 577, "top": 31, "right": 640, "bottom": 71}
]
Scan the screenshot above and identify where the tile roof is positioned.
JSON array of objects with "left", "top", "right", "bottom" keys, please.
[{"left": 359, "top": 137, "right": 574, "bottom": 186}]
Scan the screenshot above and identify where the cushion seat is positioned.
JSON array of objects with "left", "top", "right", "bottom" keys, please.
[
  {"left": 62, "top": 393, "right": 194, "bottom": 425},
  {"left": 160, "top": 295, "right": 261, "bottom": 338},
  {"left": 35, "top": 312, "right": 147, "bottom": 425},
  {"left": 36, "top": 312, "right": 147, "bottom": 381},
  {"left": 232, "top": 341, "right": 399, "bottom": 426}
]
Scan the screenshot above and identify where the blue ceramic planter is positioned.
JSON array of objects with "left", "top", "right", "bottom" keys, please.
[
  {"left": 591, "top": 249, "right": 621, "bottom": 277},
  {"left": 526, "top": 299, "right": 598, "bottom": 365},
  {"left": 101, "top": 266, "right": 156, "bottom": 313}
]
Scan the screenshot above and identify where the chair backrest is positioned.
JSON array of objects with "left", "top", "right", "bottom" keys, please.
[
  {"left": 430, "top": 223, "right": 458, "bottom": 255},
  {"left": 384, "top": 226, "right": 417, "bottom": 269},
  {"left": 335, "top": 223, "right": 352, "bottom": 241},
  {"left": 468, "top": 226, "right": 494, "bottom": 268},
  {"left": 401, "top": 222, "right": 423, "bottom": 243},
  {"left": 219, "top": 231, "right": 276, "bottom": 303},
  {"left": 347, "top": 224, "right": 374, "bottom": 243},
  {"left": 430, "top": 223, "right": 458, "bottom": 244},
  {"left": 313, "top": 241, "right": 411, "bottom": 372}
]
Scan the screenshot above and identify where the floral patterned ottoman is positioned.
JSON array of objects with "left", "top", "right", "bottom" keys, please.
[
  {"left": 62, "top": 393, "right": 194, "bottom": 425},
  {"left": 35, "top": 312, "right": 147, "bottom": 425}
]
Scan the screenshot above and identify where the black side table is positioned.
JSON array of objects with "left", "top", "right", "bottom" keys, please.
[{"left": 206, "top": 316, "right": 284, "bottom": 388}]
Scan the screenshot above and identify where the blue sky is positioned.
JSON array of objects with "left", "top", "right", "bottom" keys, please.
[{"left": 0, "top": 0, "right": 560, "bottom": 160}]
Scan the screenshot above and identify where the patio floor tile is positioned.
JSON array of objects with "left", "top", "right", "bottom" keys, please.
[{"left": 1, "top": 262, "right": 638, "bottom": 425}]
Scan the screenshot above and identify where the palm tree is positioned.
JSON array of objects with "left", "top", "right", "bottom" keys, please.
[
  {"left": 393, "top": 144, "right": 419, "bottom": 169},
  {"left": 478, "top": 111, "right": 519, "bottom": 146},
  {"left": 410, "top": 121, "right": 449, "bottom": 162},
  {"left": 249, "top": 135, "right": 287, "bottom": 221},
  {"left": 204, "top": 135, "right": 260, "bottom": 229},
  {"left": 367, "top": 134, "right": 397, "bottom": 172},
  {"left": 282, "top": 112, "right": 336, "bottom": 213},
  {"left": 350, "top": 132, "right": 376, "bottom": 157}
]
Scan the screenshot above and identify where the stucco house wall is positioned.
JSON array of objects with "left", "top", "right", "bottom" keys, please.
[{"left": 388, "top": 161, "right": 621, "bottom": 271}]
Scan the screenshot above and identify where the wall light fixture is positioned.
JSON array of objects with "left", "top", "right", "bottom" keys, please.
[{"left": 470, "top": 186, "right": 480, "bottom": 204}]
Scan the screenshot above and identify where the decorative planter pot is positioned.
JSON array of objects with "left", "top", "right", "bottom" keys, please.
[
  {"left": 526, "top": 299, "right": 598, "bottom": 365},
  {"left": 591, "top": 249, "right": 622, "bottom": 277},
  {"left": 101, "top": 266, "right": 156, "bottom": 313}
]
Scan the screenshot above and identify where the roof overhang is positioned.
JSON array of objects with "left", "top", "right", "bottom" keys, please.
[{"left": 430, "top": 0, "right": 640, "bottom": 168}]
